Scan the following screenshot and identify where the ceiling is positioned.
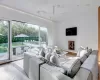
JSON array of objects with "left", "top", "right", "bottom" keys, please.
[{"left": 0, "top": 0, "right": 100, "bottom": 22}]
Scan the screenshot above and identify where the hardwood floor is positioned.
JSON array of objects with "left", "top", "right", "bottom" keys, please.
[
  {"left": 0, "top": 60, "right": 99, "bottom": 80},
  {"left": 0, "top": 60, "right": 30, "bottom": 80}
]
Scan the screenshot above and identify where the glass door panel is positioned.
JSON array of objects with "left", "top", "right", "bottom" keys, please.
[
  {"left": 11, "top": 21, "right": 39, "bottom": 60},
  {"left": 0, "top": 20, "right": 9, "bottom": 61},
  {"left": 24, "top": 23, "right": 39, "bottom": 48},
  {"left": 40, "top": 27, "right": 48, "bottom": 48}
]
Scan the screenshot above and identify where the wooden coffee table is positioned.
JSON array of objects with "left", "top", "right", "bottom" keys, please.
[{"left": 65, "top": 51, "right": 77, "bottom": 57}]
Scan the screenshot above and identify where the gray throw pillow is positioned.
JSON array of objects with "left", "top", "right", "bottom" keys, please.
[
  {"left": 39, "top": 49, "right": 45, "bottom": 57},
  {"left": 68, "top": 59, "right": 81, "bottom": 78},
  {"left": 56, "top": 50, "right": 61, "bottom": 54}
]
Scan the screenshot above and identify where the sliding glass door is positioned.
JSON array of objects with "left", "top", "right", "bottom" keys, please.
[
  {"left": 40, "top": 27, "right": 48, "bottom": 47},
  {"left": 11, "top": 21, "right": 39, "bottom": 60},
  {"left": 0, "top": 20, "right": 9, "bottom": 61},
  {"left": 0, "top": 20, "right": 48, "bottom": 61}
]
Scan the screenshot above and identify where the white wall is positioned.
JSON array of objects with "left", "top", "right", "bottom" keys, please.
[
  {"left": 55, "top": 6, "right": 98, "bottom": 50},
  {"left": 0, "top": 4, "right": 98, "bottom": 50},
  {"left": 0, "top": 5, "right": 55, "bottom": 46}
]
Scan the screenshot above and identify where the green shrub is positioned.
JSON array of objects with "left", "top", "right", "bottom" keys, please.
[{"left": 0, "top": 36, "right": 39, "bottom": 43}]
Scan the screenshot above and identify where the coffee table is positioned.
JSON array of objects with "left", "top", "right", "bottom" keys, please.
[{"left": 65, "top": 51, "right": 77, "bottom": 57}]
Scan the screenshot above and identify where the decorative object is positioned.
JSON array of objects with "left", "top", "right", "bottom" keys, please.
[
  {"left": 66, "top": 27, "right": 77, "bottom": 36},
  {"left": 68, "top": 41, "right": 75, "bottom": 50}
]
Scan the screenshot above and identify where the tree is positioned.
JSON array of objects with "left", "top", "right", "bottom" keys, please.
[
  {"left": 12, "top": 21, "right": 39, "bottom": 37},
  {"left": 0, "top": 21, "right": 8, "bottom": 36}
]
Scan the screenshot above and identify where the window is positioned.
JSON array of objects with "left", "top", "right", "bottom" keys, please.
[
  {"left": 0, "top": 20, "right": 48, "bottom": 61},
  {"left": 40, "top": 27, "right": 48, "bottom": 47},
  {"left": 11, "top": 21, "right": 40, "bottom": 59},
  {"left": 0, "top": 20, "right": 9, "bottom": 60}
]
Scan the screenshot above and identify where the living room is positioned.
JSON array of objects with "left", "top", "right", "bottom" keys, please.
[{"left": 0, "top": 0, "right": 99, "bottom": 80}]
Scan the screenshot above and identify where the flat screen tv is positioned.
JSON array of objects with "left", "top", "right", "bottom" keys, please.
[{"left": 66, "top": 27, "right": 77, "bottom": 36}]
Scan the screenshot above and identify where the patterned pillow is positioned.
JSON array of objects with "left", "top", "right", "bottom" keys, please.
[{"left": 50, "top": 55, "right": 60, "bottom": 66}]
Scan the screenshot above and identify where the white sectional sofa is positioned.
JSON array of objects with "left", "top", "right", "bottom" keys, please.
[
  {"left": 24, "top": 49, "right": 98, "bottom": 80},
  {"left": 40, "top": 50, "right": 98, "bottom": 80}
]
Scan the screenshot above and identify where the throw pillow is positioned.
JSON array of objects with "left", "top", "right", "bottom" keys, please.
[
  {"left": 80, "top": 54, "right": 87, "bottom": 64},
  {"left": 77, "top": 46, "right": 88, "bottom": 57},
  {"left": 50, "top": 55, "right": 60, "bottom": 66},
  {"left": 79, "top": 50, "right": 87, "bottom": 57},
  {"left": 85, "top": 48, "right": 92, "bottom": 57},
  {"left": 45, "top": 53, "right": 51, "bottom": 61},
  {"left": 68, "top": 59, "right": 81, "bottom": 78},
  {"left": 39, "top": 49, "right": 45, "bottom": 57}
]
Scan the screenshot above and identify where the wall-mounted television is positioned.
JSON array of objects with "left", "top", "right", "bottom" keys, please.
[{"left": 66, "top": 27, "right": 77, "bottom": 36}]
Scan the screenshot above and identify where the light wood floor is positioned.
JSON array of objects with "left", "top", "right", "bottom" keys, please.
[
  {"left": 0, "top": 60, "right": 30, "bottom": 80},
  {"left": 0, "top": 60, "right": 99, "bottom": 80}
]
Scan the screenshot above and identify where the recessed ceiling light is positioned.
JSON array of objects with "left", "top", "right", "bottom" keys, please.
[
  {"left": 86, "top": 4, "right": 90, "bottom": 6},
  {"left": 77, "top": 5, "right": 79, "bottom": 6}
]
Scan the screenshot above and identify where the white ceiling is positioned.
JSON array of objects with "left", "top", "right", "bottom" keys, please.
[{"left": 0, "top": 0, "right": 100, "bottom": 22}]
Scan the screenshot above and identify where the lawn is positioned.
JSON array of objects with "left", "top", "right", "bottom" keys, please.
[{"left": 0, "top": 42, "right": 24, "bottom": 53}]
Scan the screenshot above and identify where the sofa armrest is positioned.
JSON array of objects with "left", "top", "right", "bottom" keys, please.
[
  {"left": 24, "top": 52, "right": 41, "bottom": 77},
  {"left": 24, "top": 52, "right": 33, "bottom": 77},
  {"left": 40, "top": 64, "right": 72, "bottom": 80},
  {"left": 73, "top": 68, "right": 91, "bottom": 80},
  {"left": 29, "top": 57, "right": 44, "bottom": 80}
]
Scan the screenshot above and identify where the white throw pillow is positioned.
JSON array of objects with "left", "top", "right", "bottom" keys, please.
[
  {"left": 50, "top": 55, "right": 60, "bottom": 66},
  {"left": 45, "top": 53, "right": 51, "bottom": 61},
  {"left": 77, "top": 46, "right": 88, "bottom": 57},
  {"left": 80, "top": 54, "right": 87, "bottom": 64},
  {"left": 79, "top": 50, "right": 87, "bottom": 57},
  {"left": 77, "top": 47, "right": 84, "bottom": 56},
  {"left": 46, "top": 46, "right": 53, "bottom": 53},
  {"left": 39, "top": 49, "right": 45, "bottom": 57},
  {"left": 51, "top": 49, "right": 57, "bottom": 56},
  {"left": 29, "top": 48, "right": 40, "bottom": 55},
  {"left": 85, "top": 48, "right": 92, "bottom": 57}
]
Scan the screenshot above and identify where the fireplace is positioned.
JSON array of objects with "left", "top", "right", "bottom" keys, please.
[{"left": 68, "top": 41, "right": 75, "bottom": 50}]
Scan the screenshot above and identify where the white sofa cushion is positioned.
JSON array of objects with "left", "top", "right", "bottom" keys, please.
[{"left": 41, "top": 63, "right": 66, "bottom": 74}]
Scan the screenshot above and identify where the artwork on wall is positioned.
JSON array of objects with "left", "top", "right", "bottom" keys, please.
[{"left": 68, "top": 41, "right": 75, "bottom": 50}]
